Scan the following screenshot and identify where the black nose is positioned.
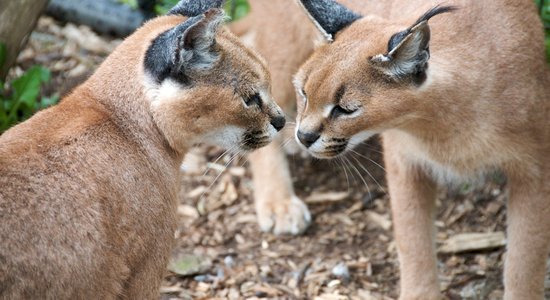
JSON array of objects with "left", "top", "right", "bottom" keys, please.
[
  {"left": 270, "top": 116, "right": 286, "bottom": 132},
  {"left": 297, "top": 130, "right": 320, "bottom": 148}
]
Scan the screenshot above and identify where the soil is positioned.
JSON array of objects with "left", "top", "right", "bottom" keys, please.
[{"left": 10, "top": 16, "right": 550, "bottom": 300}]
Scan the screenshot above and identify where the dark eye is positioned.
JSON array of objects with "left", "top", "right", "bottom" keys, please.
[
  {"left": 331, "top": 105, "right": 357, "bottom": 118},
  {"left": 244, "top": 93, "right": 262, "bottom": 108}
]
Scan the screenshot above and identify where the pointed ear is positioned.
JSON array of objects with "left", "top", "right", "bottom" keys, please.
[
  {"left": 144, "top": 9, "right": 225, "bottom": 83},
  {"left": 176, "top": 9, "right": 225, "bottom": 68},
  {"left": 296, "top": 0, "right": 361, "bottom": 42},
  {"left": 168, "top": 0, "right": 225, "bottom": 17},
  {"left": 370, "top": 5, "right": 457, "bottom": 82}
]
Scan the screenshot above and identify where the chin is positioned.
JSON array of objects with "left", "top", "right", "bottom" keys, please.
[
  {"left": 308, "top": 149, "right": 347, "bottom": 159},
  {"left": 241, "top": 139, "right": 272, "bottom": 151}
]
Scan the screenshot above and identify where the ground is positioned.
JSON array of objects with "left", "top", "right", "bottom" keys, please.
[{"left": 11, "top": 16, "right": 550, "bottom": 300}]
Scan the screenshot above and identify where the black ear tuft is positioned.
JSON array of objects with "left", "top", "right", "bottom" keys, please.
[
  {"left": 415, "top": 5, "right": 458, "bottom": 25},
  {"left": 386, "top": 5, "right": 457, "bottom": 54},
  {"left": 168, "top": 0, "right": 225, "bottom": 17},
  {"left": 297, "top": 0, "right": 361, "bottom": 42}
]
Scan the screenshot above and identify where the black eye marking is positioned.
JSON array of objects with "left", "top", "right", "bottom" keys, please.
[
  {"left": 331, "top": 105, "right": 358, "bottom": 118},
  {"left": 244, "top": 92, "right": 263, "bottom": 108},
  {"left": 298, "top": 88, "right": 307, "bottom": 103},
  {"left": 331, "top": 85, "right": 358, "bottom": 118},
  {"left": 334, "top": 85, "right": 345, "bottom": 104}
]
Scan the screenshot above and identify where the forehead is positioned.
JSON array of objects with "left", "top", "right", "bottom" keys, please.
[
  {"left": 216, "top": 30, "right": 270, "bottom": 83},
  {"left": 298, "top": 42, "right": 364, "bottom": 90}
]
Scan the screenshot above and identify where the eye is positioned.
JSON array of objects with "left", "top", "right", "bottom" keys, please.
[
  {"left": 244, "top": 93, "right": 262, "bottom": 108},
  {"left": 331, "top": 105, "right": 358, "bottom": 118},
  {"left": 298, "top": 89, "right": 307, "bottom": 103}
]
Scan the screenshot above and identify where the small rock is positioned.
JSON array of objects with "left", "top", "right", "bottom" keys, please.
[
  {"left": 224, "top": 255, "right": 235, "bottom": 268},
  {"left": 168, "top": 254, "right": 212, "bottom": 276},
  {"left": 331, "top": 262, "right": 350, "bottom": 280}
]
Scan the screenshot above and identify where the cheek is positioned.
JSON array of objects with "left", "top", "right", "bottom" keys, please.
[
  {"left": 327, "top": 118, "right": 361, "bottom": 137},
  {"left": 201, "top": 126, "right": 246, "bottom": 149}
]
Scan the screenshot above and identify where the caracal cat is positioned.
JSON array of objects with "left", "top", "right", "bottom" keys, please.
[
  {"left": 292, "top": 0, "right": 550, "bottom": 299},
  {"left": 0, "top": 0, "right": 284, "bottom": 298}
]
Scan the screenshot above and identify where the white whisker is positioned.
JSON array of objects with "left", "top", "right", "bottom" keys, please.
[
  {"left": 200, "top": 150, "right": 243, "bottom": 202},
  {"left": 349, "top": 148, "right": 386, "bottom": 172},
  {"left": 349, "top": 154, "right": 385, "bottom": 192},
  {"left": 344, "top": 156, "right": 371, "bottom": 198}
]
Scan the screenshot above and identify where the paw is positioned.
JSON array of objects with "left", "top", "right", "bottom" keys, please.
[{"left": 256, "top": 195, "right": 311, "bottom": 235}]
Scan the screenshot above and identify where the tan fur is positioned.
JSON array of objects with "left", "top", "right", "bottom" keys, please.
[
  {"left": 0, "top": 11, "right": 282, "bottom": 299},
  {"left": 291, "top": 1, "right": 550, "bottom": 299}
]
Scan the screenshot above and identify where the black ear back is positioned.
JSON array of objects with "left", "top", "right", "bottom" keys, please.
[
  {"left": 371, "top": 5, "right": 457, "bottom": 82},
  {"left": 297, "top": 0, "right": 361, "bottom": 42},
  {"left": 168, "top": 0, "right": 224, "bottom": 17},
  {"left": 144, "top": 9, "right": 224, "bottom": 84}
]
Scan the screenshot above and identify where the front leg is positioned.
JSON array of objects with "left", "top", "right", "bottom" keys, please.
[
  {"left": 249, "top": 137, "right": 311, "bottom": 235},
  {"left": 504, "top": 169, "right": 550, "bottom": 300},
  {"left": 383, "top": 133, "right": 441, "bottom": 300}
]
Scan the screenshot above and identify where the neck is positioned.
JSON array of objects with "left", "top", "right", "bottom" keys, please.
[{"left": 84, "top": 53, "right": 185, "bottom": 167}]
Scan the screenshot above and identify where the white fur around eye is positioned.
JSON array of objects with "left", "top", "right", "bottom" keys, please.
[{"left": 323, "top": 104, "right": 335, "bottom": 118}]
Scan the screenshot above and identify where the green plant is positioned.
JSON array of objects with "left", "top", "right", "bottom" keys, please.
[
  {"left": 224, "top": 0, "right": 250, "bottom": 21},
  {"left": 155, "top": 0, "right": 249, "bottom": 20},
  {"left": 536, "top": 0, "right": 550, "bottom": 61},
  {"left": 119, "top": 0, "right": 250, "bottom": 21},
  {"left": 0, "top": 43, "right": 6, "bottom": 72},
  {"left": 0, "top": 43, "right": 58, "bottom": 133},
  {"left": 119, "top": 0, "right": 138, "bottom": 9}
]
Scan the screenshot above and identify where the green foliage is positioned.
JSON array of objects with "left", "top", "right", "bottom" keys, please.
[
  {"left": 119, "top": 0, "right": 250, "bottom": 21},
  {"left": 225, "top": 0, "right": 250, "bottom": 21},
  {"left": 536, "top": 0, "right": 550, "bottom": 61},
  {"left": 0, "top": 43, "right": 6, "bottom": 72},
  {"left": 119, "top": 0, "right": 138, "bottom": 9},
  {"left": 0, "top": 43, "right": 59, "bottom": 133},
  {"left": 155, "top": 0, "right": 250, "bottom": 20},
  {"left": 153, "top": 0, "right": 177, "bottom": 15}
]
